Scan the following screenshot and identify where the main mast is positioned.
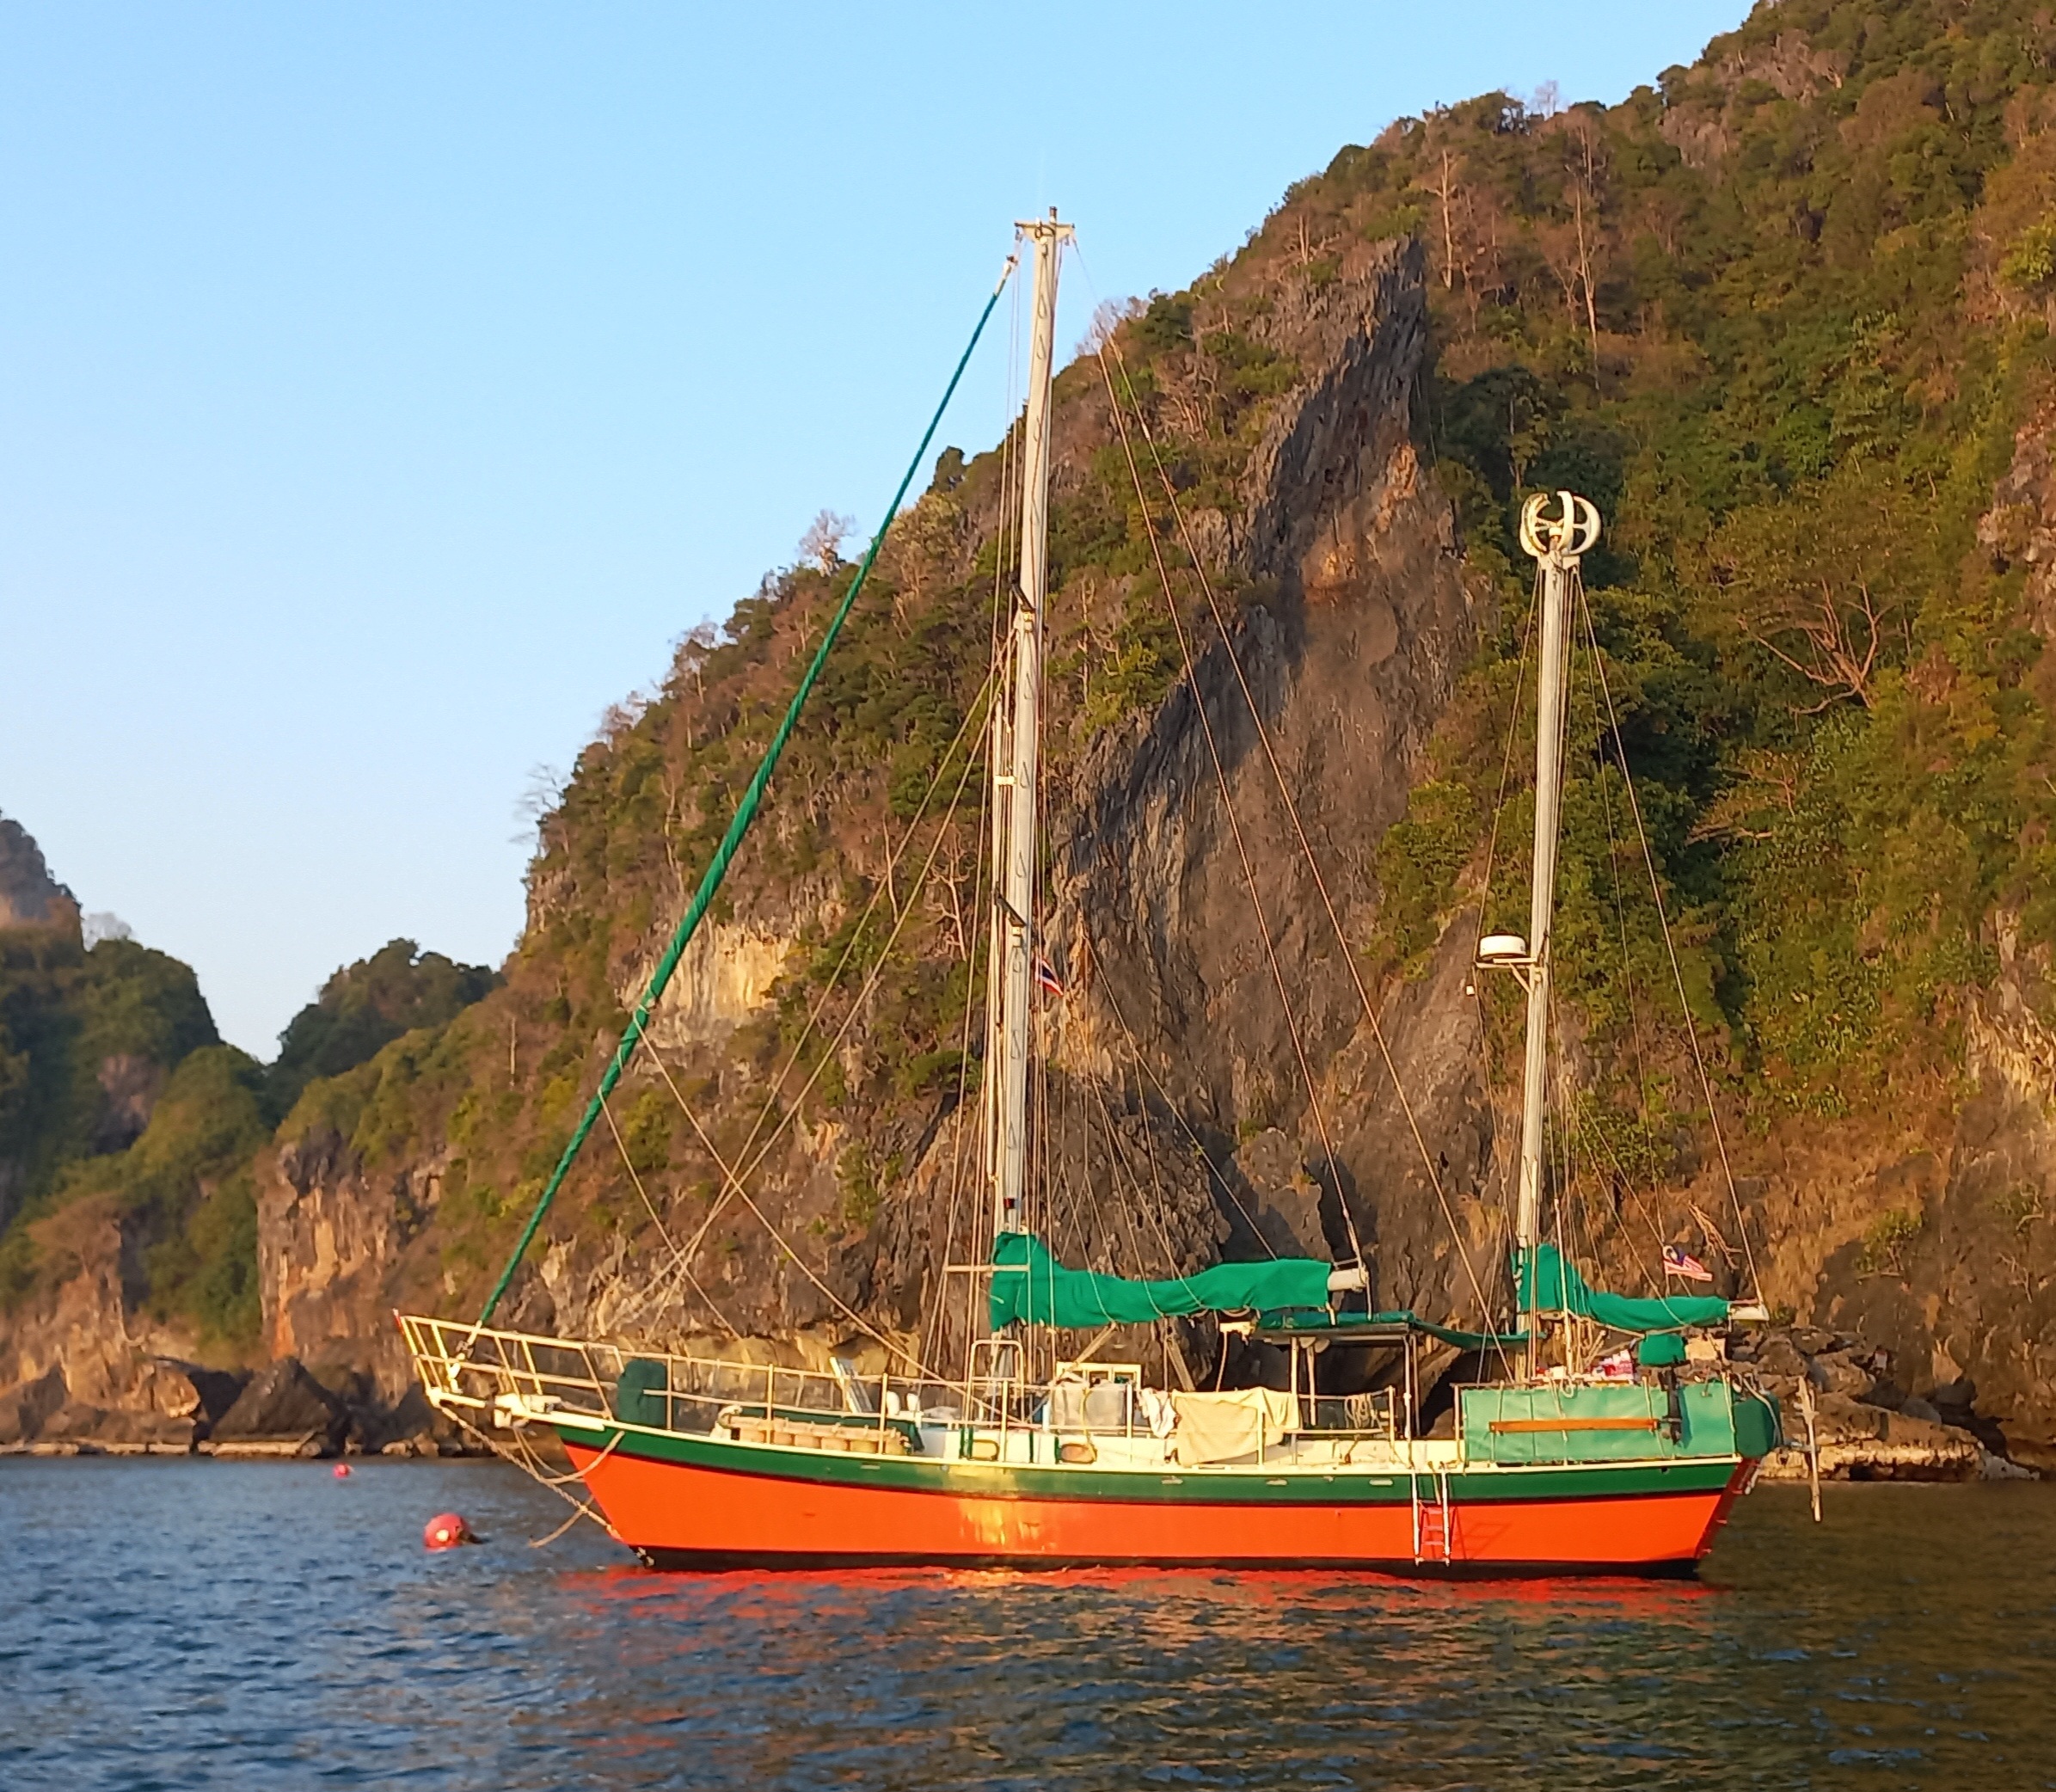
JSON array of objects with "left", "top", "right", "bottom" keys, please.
[
  {"left": 1513, "top": 490, "right": 1600, "bottom": 1344},
  {"left": 989, "top": 211, "right": 1071, "bottom": 1242}
]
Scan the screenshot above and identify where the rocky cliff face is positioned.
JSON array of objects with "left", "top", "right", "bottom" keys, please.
[
  {"left": 231, "top": 239, "right": 2056, "bottom": 1470},
  {"left": 0, "top": 813, "right": 76, "bottom": 933},
  {"left": 0, "top": 1195, "right": 189, "bottom": 1445},
  {"left": 260, "top": 1128, "right": 436, "bottom": 1390},
  {"left": 244, "top": 237, "right": 1493, "bottom": 1404},
  {"left": 21, "top": 0, "right": 2056, "bottom": 1479},
  {"left": 1049, "top": 241, "right": 1496, "bottom": 1321}
]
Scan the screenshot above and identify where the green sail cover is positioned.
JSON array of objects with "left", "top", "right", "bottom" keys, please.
[
  {"left": 989, "top": 1232, "right": 1333, "bottom": 1330},
  {"left": 1519, "top": 1242, "right": 1728, "bottom": 1334},
  {"left": 1262, "top": 1310, "right": 1528, "bottom": 1351}
]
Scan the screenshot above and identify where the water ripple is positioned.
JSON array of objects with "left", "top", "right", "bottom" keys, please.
[{"left": 2, "top": 1460, "right": 2052, "bottom": 1789}]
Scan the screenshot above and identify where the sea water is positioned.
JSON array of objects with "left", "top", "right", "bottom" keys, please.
[{"left": 2, "top": 1457, "right": 2051, "bottom": 1789}]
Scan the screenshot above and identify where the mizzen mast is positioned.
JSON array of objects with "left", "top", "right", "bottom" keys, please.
[
  {"left": 1511, "top": 489, "right": 1601, "bottom": 1341},
  {"left": 986, "top": 210, "right": 1071, "bottom": 1243}
]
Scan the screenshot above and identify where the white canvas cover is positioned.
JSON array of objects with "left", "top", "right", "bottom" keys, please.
[{"left": 1169, "top": 1388, "right": 1300, "bottom": 1465}]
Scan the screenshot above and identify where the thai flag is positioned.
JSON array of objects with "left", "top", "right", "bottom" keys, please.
[
  {"left": 1034, "top": 957, "right": 1066, "bottom": 999},
  {"left": 1662, "top": 1244, "right": 1713, "bottom": 1283}
]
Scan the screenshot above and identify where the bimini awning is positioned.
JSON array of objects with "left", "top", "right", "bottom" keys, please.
[
  {"left": 987, "top": 1232, "right": 1334, "bottom": 1330},
  {"left": 1518, "top": 1242, "right": 1728, "bottom": 1334}
]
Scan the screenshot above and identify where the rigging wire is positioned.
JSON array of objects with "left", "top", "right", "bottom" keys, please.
[
  {"left": 1090, "top": 348, "right": 1363, "bottom": 1269},
  {"left": 1474, "top": 590, "right": 1541, "bottom": 968},
  {"left": 650, "top": 673, "right": 1003, "bottom": 1374},
  {"left": 1089, "top": 304, "right": 1444, "bottom": 1237},
  {"left": 1091, "top": 971, "right": 1280, "bottom": 1256},
  {"left": 1124, "top": 1061, "right": 1186, "bottom": 1274},
  {"left": 607, "top": 647, "right": 1003, "bottom": 1373},
  {"left": 1470, "top": 573, "right": 1543, "bottom": 1250},
  {"left": 438, "top": 1399, "right": 617, "bottom": 1544},
  {"left": 1587, "top": 657, "right": 1685, "bottom": 1294},
  {"left": 1580, "top": 1105, "right": 1682, "bottom": 1295},
  {"left": 598, "top": 1087, "right": 742, "bottom": 1335},
  {"left": 947, "top": 292, "right": 1026, "bottom": 1365},
  {"left": 662, "top": 658, "right": 1001, "bottom": 1279},
  {"left": 919, "top": 764, "right": 991, "bottom": 1372},
  {"left": 1088, "top": 318, "right": 1512, "bottom": 1359},
  {"left": 474, "top": 253, "right": 1020, "bottom": 1329},
  {"left": 634, "top": 1039, "right": 929, "bottom": 1372},
  {"left": 1577, "top": 577, "right": 1765, "bottom": 1302},
  {"left": 1084, "top": 1059, "right": 1205, "bottom": 1390},
  {"left": 1544, "top": 617, "right": 1580, "bottom": 1348},
  {"left": 1471, "top": 549, "right": 1729, "bottom": 1312},
  {"left": 618, "top": 1045, "right": 758, "bottom": 1320}
]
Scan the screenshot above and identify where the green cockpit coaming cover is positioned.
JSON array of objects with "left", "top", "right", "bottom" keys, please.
[
  {"left": 988, "top": 1232, "right": 1334, "bottom": 1329},
  {"left": 1518, "top": 1242, "right": 1729, "bottom": 1335},
  {"left": 616, "top": 1358, "right": 668, "bottom": 1427}
]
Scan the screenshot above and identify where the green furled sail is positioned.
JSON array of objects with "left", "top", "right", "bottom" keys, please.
[
  {"left": 1260, "top": 1310, "right": 1527, "bottom": 1352},
  {"left": 1518, "top": 1242, "right": 1728, "bottom": 1335},
  {"left": 989, "top": 1232, "right": 1333, "bottom": 1330}
]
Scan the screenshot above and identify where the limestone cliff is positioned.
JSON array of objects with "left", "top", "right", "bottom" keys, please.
[
  {"left": 21, "top": 0, "right": 2056, "bottom": 1478},
  {"left": 243, "top": 236, "right": 1489, "bottom": 1401},
  {"left": 0, "top": 814, "right": 76, "bottom": 933}
]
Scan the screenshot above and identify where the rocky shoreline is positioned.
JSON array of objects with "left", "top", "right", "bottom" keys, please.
[
  {"left": 3, "top": 1320, "right": 2045, "bottom": 1481},
  {"left": 1734, "top": 1325, "right": 2042, "bottom": 1483},
  {"left": 0, "top": 1353, "right": 476, "bottom": 1461}
]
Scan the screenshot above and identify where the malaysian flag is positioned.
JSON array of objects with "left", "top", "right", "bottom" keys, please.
[
  {"left": 1593, "top": 1346, "right": 1636, "bottom": 1382},
  {"left": 1662, "top": 1244, "right": 1714, "bottom": 1283},
  {"left": 1034, "top": 957, "right": 1066, "bottom": 999}
]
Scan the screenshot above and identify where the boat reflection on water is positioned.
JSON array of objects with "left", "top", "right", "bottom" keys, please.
[
  {"left": 3, "top": 1461, "right": 2050, "bottom": 1788},
  {"left": 521, "top": 1488, "right": 2051, "bottom": 1789},
  {"left": 522, "top": 1488, "right": 2047, "bottom": 1792},
  {"left": 561, "top": 1555, "right": 1728, "bottom": 1654}
]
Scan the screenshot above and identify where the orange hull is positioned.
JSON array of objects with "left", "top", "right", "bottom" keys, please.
[{"left": 568, "top": 1439, "right": 1752, "bottom": 1574}]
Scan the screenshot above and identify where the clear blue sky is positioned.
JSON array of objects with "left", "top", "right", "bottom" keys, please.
[{"left": 1, "top": 2, "right": 1752, "bottom": 1055}]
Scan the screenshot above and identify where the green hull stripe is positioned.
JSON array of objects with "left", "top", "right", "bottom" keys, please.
[{"left": 557, "top": 1421, "right": 1739, "bottom": 1506}]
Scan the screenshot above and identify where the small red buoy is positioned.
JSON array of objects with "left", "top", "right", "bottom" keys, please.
[
  {"left": 424, "top": 1512, "right": 478, "bottom": 1550},
  {"left": 332, "top": 1463, "right": 352, "bottom": 1479}
]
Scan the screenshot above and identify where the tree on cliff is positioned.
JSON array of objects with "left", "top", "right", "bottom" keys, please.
[
  {"left": 0, "top": 853, "right": 498, "bottom": 1356},
  {"left": 18, "top": 0, "right": 2056, "bottom": 1422},
  {"left": 267, "top": 940, "right": 499, "bottom": 1118}
]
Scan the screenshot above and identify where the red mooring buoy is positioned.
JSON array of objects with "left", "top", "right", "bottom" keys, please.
[
  {"left": 424, "top": 1512, "right": 478, "bottom": 1550},
  {"left": 332, "top": 1462, "right": 352, "bottom": 1479}
]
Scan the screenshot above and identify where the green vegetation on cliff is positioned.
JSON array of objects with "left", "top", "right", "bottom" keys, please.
[
  {"left": 0, "top": 928, "right": 217, "bottom": 1224},
  {"left": 19, "top": 1, "right": 2056, "bottom": 1362},
  {"left": 0, "top": 913, "right": 497, "bottom": 1350},
  {"left": 1327, "top": 0, "right": 2056, "bottom": 1126},
  {"left": 252, "top": 1, "right": 2056, "bottom": 1318},
  {"left": 57, "top": 1046, "right": 273, "bottom": 1345},
  {"left": 268, "top": 939, "right": 500, "bottom": 1118}
]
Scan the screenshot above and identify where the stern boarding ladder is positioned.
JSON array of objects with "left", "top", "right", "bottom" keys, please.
[{"left": 1411, "top": 1468, "right": 1452, "bottom": 1565}]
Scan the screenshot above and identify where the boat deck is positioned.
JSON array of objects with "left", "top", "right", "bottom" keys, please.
[
  {"left": 401, "top": 1313, "right": 1763, "bottom": 1480},
  {"left": 399, "top": 1314, "right": 1771, "bottom": 1572}
]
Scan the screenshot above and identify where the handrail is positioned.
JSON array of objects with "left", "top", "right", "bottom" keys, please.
[{"left": 400, "top": 1314, "right": 1405, "bottom": 1448}]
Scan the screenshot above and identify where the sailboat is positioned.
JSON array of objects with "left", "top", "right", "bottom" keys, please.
[{"left": 402, "top": 216, "right": 1782, "bottom": 1573}]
